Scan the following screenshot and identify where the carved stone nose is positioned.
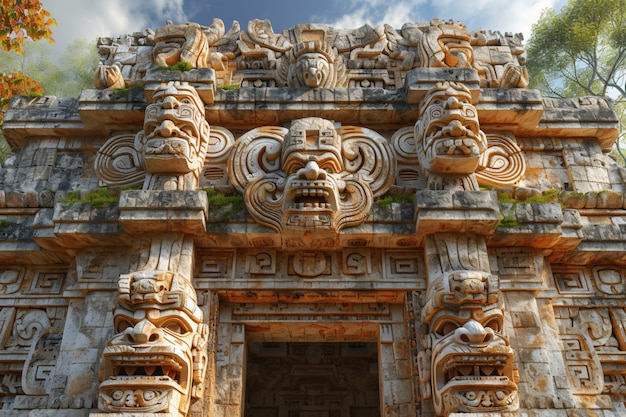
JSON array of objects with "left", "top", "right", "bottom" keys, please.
[
  {"left": 161, "top": 96, "right": 179, "bottom": 109},
  {"left": 445, "top": 96, "right": 463, "bottom": 109},
  {"left": 299, "top": 160, "right": 326, "bottom": 181},
  {"left": 443, "top": 119, "right": 467, "bottom": 137},
  {"left": 153, "top": 120, "right": 177, "bottom": 137},
  {"left": 304, "top": 68, "right": 323, "bottom": 87},
  {"left": 454, "top": 319, "right": 494, "bottom": 345},
  {"left": 126, "top": 319, "right": 160, "bottom": 344}
]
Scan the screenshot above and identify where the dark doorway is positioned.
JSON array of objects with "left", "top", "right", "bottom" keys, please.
[{"left": 245, "top": 342, "right": 380, "bottom": 417}]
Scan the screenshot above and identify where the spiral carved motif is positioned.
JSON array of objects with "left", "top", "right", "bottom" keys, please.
[{"left": 476, "top": 133, "right": 526, "bottom": 186}]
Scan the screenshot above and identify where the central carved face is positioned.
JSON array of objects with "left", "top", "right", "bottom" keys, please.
[
  {"left": 138, "top": 82, "right": 209, "bottom": 175},
  {"left": 415, "top": 81, "right": 487, "bottom": 175},
  {"left": 281, "top": 119, "right": 346, "bottom": 229},
  {"left": 229, "top": 117, "right": 395, "bottom": 236},
  {"left": 99, "top": 271, "right": 207, "bottom": 417}
]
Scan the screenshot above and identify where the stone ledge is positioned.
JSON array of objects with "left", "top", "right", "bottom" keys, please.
[
  {"left": 144, "top": 67, "right": 216, "bottom": 104},
  {"left": 118, "top": 190, "right": 208, "bottom": 234},
  {"left": 414, "top": 190, "right": 500, "bottom": 239},
  {"left": 405, "top": 67, "right": 481, "bottom": 104},
  {"left": 489, "top": 202, "right": 564, "bottom": 248}
]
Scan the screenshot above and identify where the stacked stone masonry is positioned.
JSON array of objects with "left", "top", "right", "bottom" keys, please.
[{"left": 0, "top": 16, "right": 624, "bottom": 417}]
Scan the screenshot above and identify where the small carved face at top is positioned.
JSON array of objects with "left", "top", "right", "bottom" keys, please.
[
  {"left": 415, "top": 81, "right": 487, "bottom": 175},
  {"left": 139, "top": 82, "right": 209, "bottom": 174},
  {"left": 289, "top": 52, "right": 332, "bottom": 88},
  {"left": 99, "top": 271, "right": 207, "bottom": 417}
]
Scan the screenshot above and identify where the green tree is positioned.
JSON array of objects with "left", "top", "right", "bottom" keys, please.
[
  {"left": 0, "top": 2, "right": 98, "bottom": 163},
  {"left": 526, "top": 0, "right": 626, "bottom": 162}
]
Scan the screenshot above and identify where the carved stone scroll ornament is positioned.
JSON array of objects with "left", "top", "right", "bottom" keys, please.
[
  {"left": 99, "top": 270, "right": 208, "bottom": 417},
  {"left": 418, "top": 19, "right": 473, "bottom": 68},
  {"left": 95, "top": 81, "right": 221, "bottom": 190},
  {"left": 228, "top": 117, "right": 396, "bottom": 235}
]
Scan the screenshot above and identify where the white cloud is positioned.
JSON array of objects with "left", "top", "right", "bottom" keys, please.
[
  {"left": 45, "top": 0, "right": 188, "bottom": 59},
  {"left": 324, "top": 0, "right": 565, "bottom": 40},
  {"left": 432, "top": 0, "right": 564, "bottom": 39}
]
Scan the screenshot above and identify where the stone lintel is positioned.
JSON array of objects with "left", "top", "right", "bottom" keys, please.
[
  {"left": 405, "top": 67, "right": 481, "bottom": 104},
  {"left": 118, "top": 190, "right": 208, "bottom": 234},
  {"left": 2, "top": 96, "right": 86, "bottom": 150},
  {"left": 219, "top": 290, "right": 406, "bottom": 304},
  {"left": 48, "top": 202, "right": 129, "bottom": 248}
]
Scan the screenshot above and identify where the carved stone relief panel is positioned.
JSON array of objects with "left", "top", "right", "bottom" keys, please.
[
  {"left": 94, "top": 19, "right": 532, "bottom": 91},
  {"left": 0, "top": 267, "right": 26, "bottom": 295},
  {"left": 391, "top": 86, "right": 525, "bottom": 192},
  {"left": 229, "top": 117, "right": 395, "bottom": 237}
]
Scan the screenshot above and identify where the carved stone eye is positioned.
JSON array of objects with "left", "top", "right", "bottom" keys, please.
[
  {"left": 115, "top": 318, "right": 134, "bottom": 333},
  {"left": 163, "top": 320, "right": 190, "bottom": 335},
  {"left": 434, "top": 321, "right": 459, "bottom": 337}
]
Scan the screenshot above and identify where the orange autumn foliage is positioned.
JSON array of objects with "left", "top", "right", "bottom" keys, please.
[
  {"left": 0, "top": 0, "right": 56, "bottom": 125},
  {"left": 0, "top": 0, "right": 57, "bottom": 54}
]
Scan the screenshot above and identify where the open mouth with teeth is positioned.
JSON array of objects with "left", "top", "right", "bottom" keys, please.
[
  {"left": 435, "top": 351, "right": 518, "bottom": 412},
  {"left": 441, "top": 353, "right": 511, "bottom": 382},
  {"left": 101, "top": 348, "right": 190, "bottom": 391},
  {"left": 287, "top": 180, "right": 336, "bottom": 211}
]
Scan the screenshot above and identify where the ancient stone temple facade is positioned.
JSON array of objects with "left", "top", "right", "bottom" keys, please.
[{"left": 0, "top": 16, "right": 624, "bottom": 417}]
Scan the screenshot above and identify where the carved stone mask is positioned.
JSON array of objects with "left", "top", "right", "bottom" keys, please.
[
  {"left": 229, "top": 117, "right": 395, "bottom": 235},
  {"left": 136, "top": 81, "right": 210, "bottom": 175},
  {"left": 99, "top": 271, "right": 208, "bottom": 417},
  {"left": 415, "top": 81, "right": 487, "bottom": 175},
  {"left": 420, "top": 269, "right": 518, "bottom": 416},
  {"left": 287, "top": 48, "right": 335, "bottom": 88},
  {"left": 428, "top": 311, "right": 518, "bottom": 416}
]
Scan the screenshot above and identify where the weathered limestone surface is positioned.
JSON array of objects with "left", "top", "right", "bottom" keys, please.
[{"left": 0, "top": 16, "right": 624, "bottom": 417}]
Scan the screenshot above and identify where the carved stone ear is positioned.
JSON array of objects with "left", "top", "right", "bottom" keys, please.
[
  {"left": 476, "top": 132, "right": 526, "bottom": 187},
  {"left": 228, "top": 126, "right": 288, "bottom": 193},
  {"left": 95, "top": 133, "right": 145, "bottom": 187},
  {"left": 338, "top": 126, "right": 396, "bottom": 197}
]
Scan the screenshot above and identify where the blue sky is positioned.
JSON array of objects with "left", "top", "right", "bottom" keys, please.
[{"left": 45, "top": 0, "right": 566, "bottom": 59}]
